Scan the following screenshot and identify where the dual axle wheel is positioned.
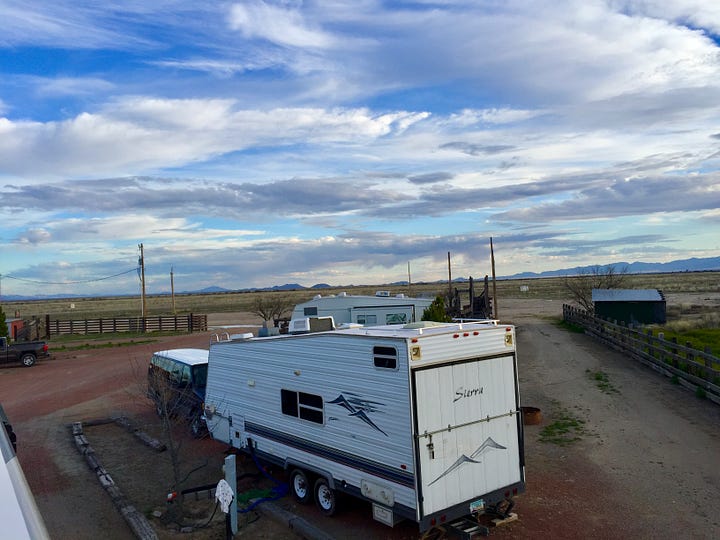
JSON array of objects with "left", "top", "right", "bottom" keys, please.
[{"left": 290, "top": 469, "right": 337, "bottom": 516}]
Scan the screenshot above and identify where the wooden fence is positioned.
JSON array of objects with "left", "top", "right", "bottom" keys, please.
[
  {"left": 45, "top": 314, "right": 207, "bottom": 337},
  {"left": 563, "top": 304, "right": 720, "bottom": 405}
]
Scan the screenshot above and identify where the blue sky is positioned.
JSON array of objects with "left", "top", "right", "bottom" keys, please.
[{"left": 1, "top": 0, "right": 720, "bottom": 297}]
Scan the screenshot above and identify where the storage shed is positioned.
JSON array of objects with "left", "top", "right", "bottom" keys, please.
[
  {"left": 4, "top": 318, "right": 24, "bottom": 341},
  {"left": 592, "top": 289, "right": 666, "bottom": 324}
]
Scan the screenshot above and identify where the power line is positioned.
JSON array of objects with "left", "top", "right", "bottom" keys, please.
[{"left": 3, "top": 267, "right": 138, "bottom": 285}]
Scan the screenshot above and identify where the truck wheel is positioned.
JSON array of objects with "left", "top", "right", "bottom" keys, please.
[
  {"left": 290, "top": 469, "right": 312, "bottom": 504},
  {"left": 314, "top": 477, "right": 337, "bottom": 516},
  {"left": 20, "top": 353, "right": 36, "bottom": 367}
]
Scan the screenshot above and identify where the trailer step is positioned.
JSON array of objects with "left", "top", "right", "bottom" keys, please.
[{"left": 444, "top": 516, "right": 490, "bottom": 539}]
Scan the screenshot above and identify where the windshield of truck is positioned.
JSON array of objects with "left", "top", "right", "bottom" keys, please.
[{"left": 192, "top": 364, "right": 208, "bottom": 388}]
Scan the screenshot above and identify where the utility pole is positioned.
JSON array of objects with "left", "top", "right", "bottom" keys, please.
[
  {"left": 447, "top": 251, "right": 452, "bottom": 297},
  {"left": 407, "top": 261, "right": 412, "bottom": 296},
  {"left": 170, "top": 266, "right": 176, "bottom": 315},
  {"left": 490, "top": 237, "right": 498, "bottom": 320},
  {"left": 139, "top": 243, "right": 147, "bottom": 321}
]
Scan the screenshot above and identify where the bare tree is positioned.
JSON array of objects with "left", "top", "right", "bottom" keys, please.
[
  {"left": 563, "top": 264, "right": 628, "bottom": 312},
  {"left": 249, "top": 294, "right": 295, "bottom": 323},
  {"left": 146, "top": 367, "right": 209, "bottom": 526}
]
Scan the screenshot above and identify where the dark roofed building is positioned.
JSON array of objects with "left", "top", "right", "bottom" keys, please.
[{"left": 592, "top": 289, "right": 666, "bottom": 324}]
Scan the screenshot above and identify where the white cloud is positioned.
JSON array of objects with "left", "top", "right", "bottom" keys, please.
[
  {"left": 228, "top": 1, "right": 335, "bottom": 49},
  {"left": 0, "top": 99, "right": 434, "bottom": 177},
  {"left": 610, "top": 0, "right": 720, "bottom": 34}
]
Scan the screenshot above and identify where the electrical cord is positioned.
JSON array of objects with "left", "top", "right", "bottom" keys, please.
[{"left": 237, "top": 440, "right": 289, "bottom": 514}]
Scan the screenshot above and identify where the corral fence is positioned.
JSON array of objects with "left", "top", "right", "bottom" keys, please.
[
  {"left": 563, "top": 304, "right": 720, "bottom": 406},
  {"left": 44, "top": 314, "right": 208, "bottom": 338}
]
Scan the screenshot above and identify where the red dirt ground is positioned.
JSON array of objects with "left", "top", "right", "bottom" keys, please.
[{"left": 2, "top": 302, "right": 719, "bottom": 539}]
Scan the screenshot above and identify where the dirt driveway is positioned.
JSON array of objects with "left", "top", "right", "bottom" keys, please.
[{"left": 2, "top": 301, "right": 719, "bottom": 539}]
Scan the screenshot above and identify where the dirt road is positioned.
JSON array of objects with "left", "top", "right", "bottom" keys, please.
[{"left": 2, "top": 301, "right": 719, "bottom": 539}]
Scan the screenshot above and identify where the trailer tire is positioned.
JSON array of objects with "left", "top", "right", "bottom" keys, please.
[
  {"left": 314, "top": 477, "right": 337, "bottom": 516},
  {"left": 290, "top": 469, "right": 312, "bottom": 504},
  {"left": 190, "top": 413, "right": 206, "bottom": 438},
  {"left": 20, "top": 353, "right": 36, "bottom": 367}
]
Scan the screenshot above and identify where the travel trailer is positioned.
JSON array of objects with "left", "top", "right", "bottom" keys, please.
[
  {"left": 290, "top": 291, "right": 434, "bottom": 327},
  {"left": 203, "top": 319, "right": 525, "bottom": 532}
]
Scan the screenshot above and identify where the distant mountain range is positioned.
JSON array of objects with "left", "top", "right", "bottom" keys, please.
[
  {"left": 505, "top": 256, "right": 720, "bottom": 279},
  {"left": 3, "top": 256, "right": 719, "bottom": 301}
]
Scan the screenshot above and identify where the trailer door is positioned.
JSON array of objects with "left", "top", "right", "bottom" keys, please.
[{"left": 414, "top": 355, "right": 521, "bottom": 517}]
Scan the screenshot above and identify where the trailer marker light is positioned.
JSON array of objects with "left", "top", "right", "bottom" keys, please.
[
  {"left": 463, "top": 332, "right": 469, "bottom": 337},
  {"left": 440, "top": 514, "right": 447, "bottom": 523},
  {"left": 513, "top": 488, "right": 518, "bottom": 495},
  {"left": 411, "top": 338, "right": 418, "bottom": 343},
  {"left": 430, "top": 518, "right": 437, "bottom": 526},
  {"left": 473, "top": 331, "right": 479, "bottom": 336},
  {"left": 400, "top": 464, "right": 407, "bottom": 470},
  {"left": 453, "top": 334, "right": 459, "bottom": 338}
]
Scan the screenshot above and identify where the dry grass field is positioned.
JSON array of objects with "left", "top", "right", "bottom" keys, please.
[{"left": 5, "top": 270, "right": 719, "bottom": 322}]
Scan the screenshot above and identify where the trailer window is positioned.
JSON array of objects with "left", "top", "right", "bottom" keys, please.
[
  {"left": 373, "top": 346, "right": 397, "bottom": 369},
  {"left": 303, "top": 307, "right": 318, "bottom": 316},
  {"left": 385, "top": 313, "right": 408, "bottom": 325},
  {"left": 356, "top": 314, "right": 377, "bottom": 325},
  {"left": 281, "top": 390, "right": 324, "bottom": 424}
]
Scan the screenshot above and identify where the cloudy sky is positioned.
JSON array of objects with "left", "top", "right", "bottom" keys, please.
[{"left": 2, "top": 0, "right": 720, "bottom": 297}]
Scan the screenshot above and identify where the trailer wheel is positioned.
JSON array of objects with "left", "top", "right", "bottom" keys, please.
[
  {"left": 314, "top": 477, "right": 337, "bottom": 516},
  {"left": 190, "top": 413, "right": 206, "bottom": 438},
  {"left": 20, "top": 353, "right": 36, "bottom": 367},
  {"left": 290, "top": 469, "right": 312, "bottom": 504}
]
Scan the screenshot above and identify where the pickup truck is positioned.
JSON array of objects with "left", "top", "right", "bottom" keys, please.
[{"left": 0, "top": 337, "right": 50, "bottom": 367}]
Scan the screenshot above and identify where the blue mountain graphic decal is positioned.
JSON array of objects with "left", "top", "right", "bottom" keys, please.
[
  {"left": 429, "top": 437, "right": 507, "bottom": 486},
  {"left": 328, "top": 393, "right": 388, "bottom": 436}
]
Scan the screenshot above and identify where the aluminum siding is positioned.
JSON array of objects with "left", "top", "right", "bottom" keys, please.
[{"left": 204, "top": 333, "right": 417, "bottom": 510}]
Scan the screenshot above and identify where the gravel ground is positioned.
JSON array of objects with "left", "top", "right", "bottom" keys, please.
[{"left": 2, "top": 299, "right": 719, "bottom": 539}]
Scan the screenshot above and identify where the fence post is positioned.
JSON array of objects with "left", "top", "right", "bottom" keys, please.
[
  {"left": 704, "top": 347, "right": 716, "bottom": 381},
  {"left": 685, "top": 342, "right": 694, "bottom": 376},
  {"left": 189, "top": 313, "right": 194, "bottom": 333},
  {"left": 45, "top": 314, "right": 51, "bottom": 339},
  {"left": 670, "top": 337, "right": 679, "bottom": 369}
]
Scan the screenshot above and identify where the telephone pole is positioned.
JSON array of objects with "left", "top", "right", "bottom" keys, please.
[
  {"left": 138, "top": 243, "right": 147, "bottom": 320},
  {"left": 447, "top": 251, "right": 452, "bottom": 297},
  {"left": 170, "top": 266, "right": 176, "bottom": 315},
  {"left": 490, "top": 237, "right": 498, "bottom": 319},
  {"left": 407, "top": 261, "right": 412, "bottom": 296}
]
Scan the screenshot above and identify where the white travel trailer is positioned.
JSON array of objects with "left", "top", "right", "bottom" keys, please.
[
  {"left": 203, "top": 319, "right": 525, "bottom": 533},
  {"left": 291, "top": 291, "right": 434, "bottom": 327}
]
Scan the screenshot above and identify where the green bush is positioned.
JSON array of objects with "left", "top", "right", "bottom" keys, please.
[
  {"left": 0, "top": 305, "right": 8, "bottom": 338},
  {"left": 421, "top": 296, "right": 452, "bottom": 323}
]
